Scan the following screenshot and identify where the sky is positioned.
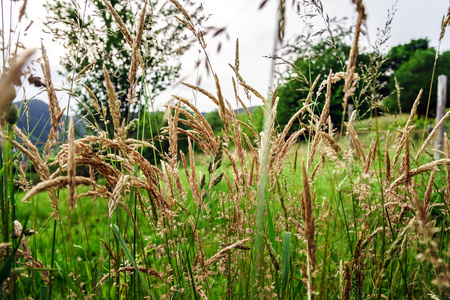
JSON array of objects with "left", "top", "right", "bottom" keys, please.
[{"left": 3, "top": 0, "right": 450, "bottom": 113}]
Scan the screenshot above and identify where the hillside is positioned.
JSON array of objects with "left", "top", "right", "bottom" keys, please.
[{"left": 13, "top": 99, "right": 85, "bottom": 146}]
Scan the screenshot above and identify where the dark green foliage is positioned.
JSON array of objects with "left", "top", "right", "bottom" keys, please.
[
  {"left": 385, "top": 46, "right": 450, "bottom": 116},
  {"left": 385, "top": 38, "right": 429, "bottom": 71},
  {"left": 46, "top": 0, "right": 202, "bottom": 132},
  {"left": 4, "top": 105, "right": 18, "bottom": 125},
  {"left": 279, "top": 35, "right": 450, "bottom": 125},
  {"left": 277, "top": 28, "right": 371, "bottom": 131},
  {"left": 205, "top": 110, "right": 224, "bottom": 134}
]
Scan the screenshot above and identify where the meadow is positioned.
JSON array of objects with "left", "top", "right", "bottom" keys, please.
[{"left": 1, "top": 0, "right": 450, "bottom": 299}]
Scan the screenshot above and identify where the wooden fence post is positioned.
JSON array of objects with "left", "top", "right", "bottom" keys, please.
[{"left": 434, "top": 75, "right": 447, "bottom": 160}]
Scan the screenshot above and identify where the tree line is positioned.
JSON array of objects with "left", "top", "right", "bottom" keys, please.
[{"left": 45, "top": 1, "right": 450, "bottom": 161}]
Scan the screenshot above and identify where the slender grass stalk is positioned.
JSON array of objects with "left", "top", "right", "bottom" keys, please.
[{"left": 251, "top": 91, "right": 275, "bottom": 298}]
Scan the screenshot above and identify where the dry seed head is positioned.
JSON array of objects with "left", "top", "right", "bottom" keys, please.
[
  {"left": 128, "top": 1, "right": 147, "bottom": 103},
  {"left": 275, "top": 128, "right": 307, "bottom": 173},
  {"left": 414, "top": 188, "right": 428, "bottom": 229},
  {"left": 18, "top": 0, "right": 28, "bottom": 22},
  {"left": 171, "top": 95, "right": 217, "bottom": 152},
  {"left": 304, "top": 75, "right": 321, "bottom": 115},
  {"left": 204, "top": 238, "right": 251, "bottom": 268},
  {"left": 343, "top": 0, "right": 366, "bottom": 108},
  {"left": 100, "top": 238, "right": 117, "bottom": 265},
  {"left": 214, "top": 74, "right": 230, "bottom": 133},
  {"left": 182, "top": 83, "right": 219, "bottom": 106},
  {"left": 405, "top": 89, "right": 422, "bottom": 129},
  {"left": 212, "top": 172, "right": 224, "bottom": 187},
  {"left": 169, "top": 0, "right": 194, "bottom": 25},
  {"left": 21, "top": 176, "right": 96, "bottom": 203},
  {"left": 94, "top": 266, "right": 161, "bottom": 289},
  {"left": 239, "top": 81, "right": 267, "bottom": 104},
  {"left": 389, "top": 159, "right": 450, "bottom": 190},
  {"left": 440, "top": 6, "right": 450, "bottom": 42},
  {"left": 404, "top": 130, "right": 411, "bottom": 187},
  {"left": 445, "top": 134, "right": 450, "bottom": 204},
  {"left": 16, "top": 162, "right": 31, "bottom": 193},
  {"left": 78, "top": 189, "right": 112, "bottom": 200},
  {"left": 278, "top": 103, "right": 313, "bottom": 153},
  {"left": 318, "top": 72, "right": 360, "bottom": 93},
  {"left": 235, "top": 39, "right": 240, "bottom": 73},
  {"left": 309, "top": 157, "right": 323, "bottom": 183},
  {"left": 318, "top": 69, "right": 333, "bottom": 129},
  {"left": 424, "top": 168, "right": 437, "bottom": 218},
  {"left": 188, "top": 139, "right": 201, "bottom": 204},
  {"left": 321, "top": 131, "right": 341, "bottom": 154},
  {"left": 416, "top": 110, "right": 450, "bottom": 160},
  {"left": 103, "top": 65, "right": 121, "bottom": 131},
  {"left": 109, "top": 175, "right": 127, "bottom": 219},
  {"left": 75, "top": 61, "right": 96, "bottom": 82},
  {"left": 13, "top": 220, "right": 32, "bottom": 258},
  {"left": 41, "top": 43, "right": 64, "bottom": 158},
  {"left": 102, "top": 0, "right": 133, "bottom": 46},
  {"left": 392, "top": 125, "right": 414, "bottom": 168},
  {"left": 5, "top": 125, "right": 50, "bottom": 180},
  {"left": 346, "top": 112, "right": 366, "bottom": 164},
  {"left": 83, "top": 84, "right": 101, "bottom": 114},
  {"left": 229, "top": 63, "right": 251, "bottom": 100}
]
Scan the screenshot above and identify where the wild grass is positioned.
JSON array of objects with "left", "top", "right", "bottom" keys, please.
[{"left": 1, "top": 0, "right": 450, "bottom": 299}]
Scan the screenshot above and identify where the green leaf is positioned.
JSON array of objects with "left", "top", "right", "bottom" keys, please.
[
  {"left": 266, "top": 199, "right": 276, "bottom": 249},
  {"left": 281, "top": 232, "right": 291, "bottom": 299},
  {"left": 112, "top": 224, "right": 151, "bottom": 295}
]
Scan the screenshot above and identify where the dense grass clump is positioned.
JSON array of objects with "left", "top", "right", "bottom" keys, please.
[{"left": 1, "top": 0, "right": 450, "bottom": 299}]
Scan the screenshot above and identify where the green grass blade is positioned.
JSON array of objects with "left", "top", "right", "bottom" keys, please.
[
  {"left": 266, "top": 199, "right": 280, "bottom": 295},
  {"left": 293, "top": 279, "right": 304, "bottom": 299},
  {"left": 112, "top": 224, "right": 151, "bottom": 295},
  {"left": 0, "top": 151, "right": 19, "bottom": 178},
  {"left": 266, "top": 200, "right": 276, "bottom": 249},
  {"left": 281, "top": 232, "right": 291, "bottom": 299},
  {"left": 39, "top": 285, "right": 48, "bottom": 300}
]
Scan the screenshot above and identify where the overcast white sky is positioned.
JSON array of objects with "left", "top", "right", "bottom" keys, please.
[{"left": 4, "top": 0, "right": 450, "bottom": 113}]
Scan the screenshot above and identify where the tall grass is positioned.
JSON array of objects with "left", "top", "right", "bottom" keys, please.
[{"left": 0, "top": 0, "right": 450, "bottom": 299}]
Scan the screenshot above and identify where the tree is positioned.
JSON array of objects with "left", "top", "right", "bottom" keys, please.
[
  {"left": 205, "top": 110, "right": 224, "bottom": 135},
  {"left": 385, "top": 38, "right": 429, "bottom": 72},
  {"left": 276, "top": 27, "right": 371, "bottom": 131},
  {"left": 46, "top": 0, "right": 202, "bottom": 132},
  {"left": 384, "top": 45, "right": 450, "bottom": 116}
]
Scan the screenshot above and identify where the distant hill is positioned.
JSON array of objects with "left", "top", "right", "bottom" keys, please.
[
  {"left": 201, "top": 105, "right": 261, "bottom": 117},
  {"left": 233, "top": 105, "right": 260, "bottom": 115},
  {"left": 13, "top": 99, "right": 85, "bottom": 147},
  {"left": 13, "top": 99, "right": 52, "bottom": 146}
]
